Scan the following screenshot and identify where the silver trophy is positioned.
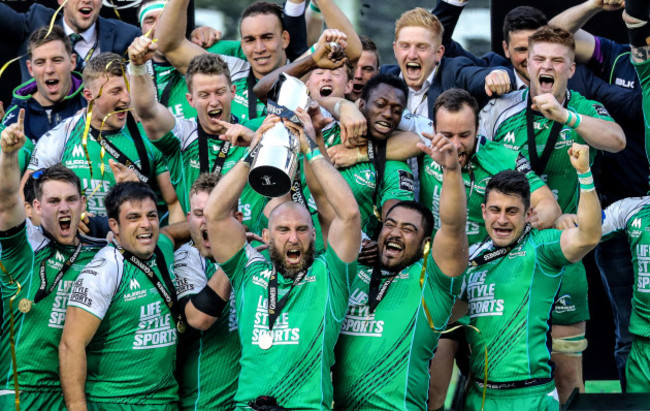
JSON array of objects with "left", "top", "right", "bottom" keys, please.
[{"left": 248, "top": 73, "right": 310, "bottom": 197}]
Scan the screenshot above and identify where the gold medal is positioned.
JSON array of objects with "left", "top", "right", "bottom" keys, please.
[
  {"left": 259, "top": 332, "right": 273, "bottom": 350},
  {"left": 177, "top": 320, "right": 186, "bottom": 334},
  {"left": 18, "top": 299, "right": 32, "bottom": 313}
]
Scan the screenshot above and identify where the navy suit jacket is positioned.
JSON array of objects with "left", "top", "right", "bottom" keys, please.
[
  {"left": 0, "top": 3, "right": 140, "bottom": 82},
  {"left": 380, "top": 56, "right": 515, "bottom": 117}
]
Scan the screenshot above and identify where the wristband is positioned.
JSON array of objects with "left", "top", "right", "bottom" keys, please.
[
  {"left": 562, "top": 110, "right": 575, "bottom": 127},
  {"left": 306, "top": 148, "right": 323, "bottom": 162},
  {"left": 309, "top": 2, "right": 321, "bottom": 13},
  {"left": 309, "top": 44, "right": 316, "bottom": 54},
  {"left": 356, "top": 147, "right": 368, "bottom": 163},
  {"left": 127, "top": 63, "right": 147, "bottom": 76},
  {"left": 190, "top": 285, "right": 227, "bottom": 317},
  {"left": 577, "top": 169, "right": 595, "bottom": 192},
  {"left": 572, "top": 113, "right": 582, "bottom": 129}
]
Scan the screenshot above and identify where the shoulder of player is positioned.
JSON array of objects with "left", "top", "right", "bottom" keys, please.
[
  {"left": 567, "top": 90, "right": 611, "bottom": 117},
  {"left": 36, "top": 112, "right": 81, "bottom": 146},
  {"left": 173, "top": 242, "right": 202, "bottom": 267},
  {"left": 81, "top": 245, "right": 123, "bottom": 274},
  {"left": 479, "top": 90, "right": 526, "bottom": 135},
  {"left": 244, "top": 244, "right": 268, "bottom": 269}
]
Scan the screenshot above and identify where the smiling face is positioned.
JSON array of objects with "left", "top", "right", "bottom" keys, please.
[
  {"left": 378, "top": 206, "right": 428, "bottom": 272},
  {"left": 527, "top": 41, "right": 575, "bottom": 101},
  {"left": 393, "top": 26, "right": 444, "bottom": 91},
  {"left": 27, "top": 40, "right": 75, "bottom": 107},
  {"left": 348, "top": 50, "right": 379, "bottom": 101},
  {"left": 263, "top": 203, "right": 315, "bottom": 279},
  {"left": 110, "top": 198, "right": 160, "bottom": 260},
  {"left": 503, "top": 29, "right": 536, "bottom": 84},
  {"left": 60, "top": 0, "right": 102, "bottom": 33},
  {"left": 360, "top": 83, "right": 406, "bottom": 140},
  {"left": 187, "top": 73, "right": 235, "bottom": 134},
  {"left": 306, "top": 66, "right": 351, "bottom": 100},
  {"left": 434, "top": 104, "right": 477, "bottom": 168},
  {"left": 33, "top": 180, "right": 85, "bottom": 246},
  {"left": 240, "top": 13, "right": 289, "bottom": 79},
  {"left": 84, "top": 74, "right": 131, "bottom": 131},
  {"left": 482, "top": 190, "right": 531, "bottom": 248}
]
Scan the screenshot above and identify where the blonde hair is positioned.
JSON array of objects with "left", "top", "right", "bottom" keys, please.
[{"left": 394, "top": 7, "right": 444, "bottom": 41}]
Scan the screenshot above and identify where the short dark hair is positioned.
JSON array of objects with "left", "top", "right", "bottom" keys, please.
[
  {"left": 24, "top": 172, "right": 38, "bottom": 205},
  {"left": 360, "top": 73, "right": 408, "bottom": 104},
  {"left": 502, "top": 6, "right": 547, "bottom": 44},
  {"left": 27, "top": 25, "right": 73, "bottom": 58},
  {"left": 240, "top": 1, "right": 286, "bottom": 33},
  {"left": 33, "top": 164, "right": 82, "bottom": 201},
  {"left": 360, "top": 34, "right": 380, "bottom": 67},
  {"left": 186, "top": 53, "right": 232, "bottom": 92},
  {"left": 484, "top": 170, "right": 531, "bottom": 211},
  {"left": 433, "top": 88, "right": 480, "bottom": 130},
  {"left": 385, "top": 200, "right": 435, "bottom": 239},
  {"left": 105, "top": 182, "right": 158, "bottom": 222}
]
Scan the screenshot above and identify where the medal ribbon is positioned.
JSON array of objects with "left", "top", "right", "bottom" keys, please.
[
  {"left": 34, "top": 241, "right": 83, "bottom": 304},
  {"left": 197, "top": 119, "right": 231, "bottom": 175},
  {"left": 525, "top": 91, "right": 569, "bottom": 175},
  {"left": 114, "top": 242, "right": 184, "bottom": 331},
  {"left": 468, "top": 224, "right": 532, "bottom": 267},
  {"left": 367, "top": 265, "right": 399, "bottom": 314},
  {"left": 267, "top": 267, "right": 308, "bottom": 332}
]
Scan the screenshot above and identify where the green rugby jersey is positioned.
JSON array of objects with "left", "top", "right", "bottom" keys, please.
[
  {"left": 152, "top": 117, "right": 267, "bottom": 229},
  {"left": 602, "top": 196, "right": 650, "bottom": 338},
  {"left": 419, "top": 138, "right": 546, "bottom": 245},
  {"left": 0, "top": 220, "right": 104, "bottom": 392},
  {"left": 153, "top": 62, "right": 197, "bottom": 120},
  {"left": 68, "top": 234, "right": 179, "bottom": 405},
  {"left": 27, "top": 113, "right": 168, "bottom": 217},
  {"left": 333, "top": 257, "right": 461, "bottom": 410},
  {"left": 220, "top": 243, "right": 357, "bottom": 410},
  {"left": 174, "top": 242, "right": 240, "bottom": 410},
  {"left": 479, "top": 89, "right": 612, "bottom": 213},
  {"left": 463, "top": 229, "right": 570, "bottom": 382},
  {"left": 303, "top": 124, "right": 415, "bottom": 245}
]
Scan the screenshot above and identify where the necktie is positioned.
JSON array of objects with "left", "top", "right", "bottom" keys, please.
[{"left": 69, "top": 33, "right": 83, "bottom": 71}]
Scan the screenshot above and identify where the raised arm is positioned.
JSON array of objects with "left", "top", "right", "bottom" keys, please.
[
  {"left": 531, "top": 93, "right": 625, "bottom": 152},
  {"left": 560, "top": 144, "right": 602, "bottom": 262},
  {"left": 624, "top": 0, "right": 650, "bottom": 64},
  {"left": 289, "top": 108, "right": 361, "bottom": 263},
  {"left": 317, "top": 0, "right": 362, "bottom": 62},
  {"left": 59, "top": 307, "right": 101, "bottom": 411},
  {"left": 204, "top": 120, "right": 275, "bottom": 263},
  {"left": 418, "top": 133, "right": 468, "bottom": 278},
  {"left": 128, "top": 36, "right": 176, "bottom": 141},
  {"left": 184, "top": 267, "right": 231, "bottom": 331},
  {"left": 549, "top": 0, "right": 624, "bottom": 63},
  {"left": 0, "top": 109, "right": 26, "bottom": 231},
  {"left": 155, "top": 0, "right": 205, "bottom": 74},
  {"left": 530, "top": 185, "right": 563, "bottom": 229}
]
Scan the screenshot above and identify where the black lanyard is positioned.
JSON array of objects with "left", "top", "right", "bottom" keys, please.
[
  {"left": 247, "top": 69, "right": 259, "bottom": 120},
  {"left": 368, "top": 265, "right": 399, "bottom": 314},
  {"left": 89, "top": 114, "right": 152, "bottom": 184},
  {"left": 467, "top": 165, "right": 476, "bottom": 199},
  {"left": 114, "top": 242, "right": 185, "bottom": 332},
  {"left": 34, "top": 241, "right": 83, "bottom": 304},
  {"left": 469, "top": 224, "right": 532, "bottom": 267},
  {"left": 267, "top": 267, "right": 308, "bottom": 332},
  {"left": 525, "top": 92, "right": 568, "bottom": 175},
  {"left": 197, "top": 120, "right": 232, "bottom": 175}
]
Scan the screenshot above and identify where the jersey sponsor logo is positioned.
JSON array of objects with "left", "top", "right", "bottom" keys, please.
[
  {"left": 175, "top": 276, "right": 194, "bottom": 296},
  {"left": 503, "top": 131, "right": 516, "bottom": 144},
  {"left": 72, "top": 144, "right": 85, "bottom": 158},
  {"left": 635, "top": 244, "right": 650, "bottom": 291},
  {"left": 553, "top": 294, "right": 576, "bottom": 314},
  {"left": 85, "top": 257, "right": 106, "bottom": 269},
  {"left": 134, "top": 301, "right": 177, "bottom": 349},
  {"left": 252, "top": 296, "right": 300, "bottom": 347},
  {"left": 69, "top": 278, "right": 93, "bottom": 307},
  {"left": 340, "top": 288, "right": 384, "bottom": 337},
  {"left": 169, "top": 104, "right": 185, "bottom": 118},
  {"left": 239, "top": 202, "right": 252, "bottom": 222},
  {"left": 615, "top": 78, "right": 635, "bottom": 89},
  {"left": 397, "top": 169, "right": 415, "bottom": 192},
  {"left": 2, "top": 111, "right": 16, "bottom": 125},
  {"left": 252, "top": 268, "right": 273, "bottom": 288},
  {"left": 354, "top": 169, "right": 377, "bottom": 189},
  {"left": 632, "top": 218, "right": 642, "bottom": 229},
  {"left": 49, "top": 280, "right": 75, "bottom": 329},
  {"left": 533, "top": 121, "right": 549, "bottom": 131},
  {"left": 592, "top": 104, "right": 610, "bottom": 117},
  {"left": 515, "top": 153, "right": 532, "bottom": 174},
  {"left": 130, "top": 278, "right": 141, "bottom": 290},
  {"left": 466, "top": 270, "right": 504, "bottom": 318}
]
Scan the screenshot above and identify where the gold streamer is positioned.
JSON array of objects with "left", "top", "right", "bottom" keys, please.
[
  {"left": 0, "top": 261, "right": 22, "bottom": 411},
  {"left": 418, "top": 242, "right": 488, "bottom": 411},
  {"left": 144, "top": 0, "right": 170, "bottom": 40}
]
